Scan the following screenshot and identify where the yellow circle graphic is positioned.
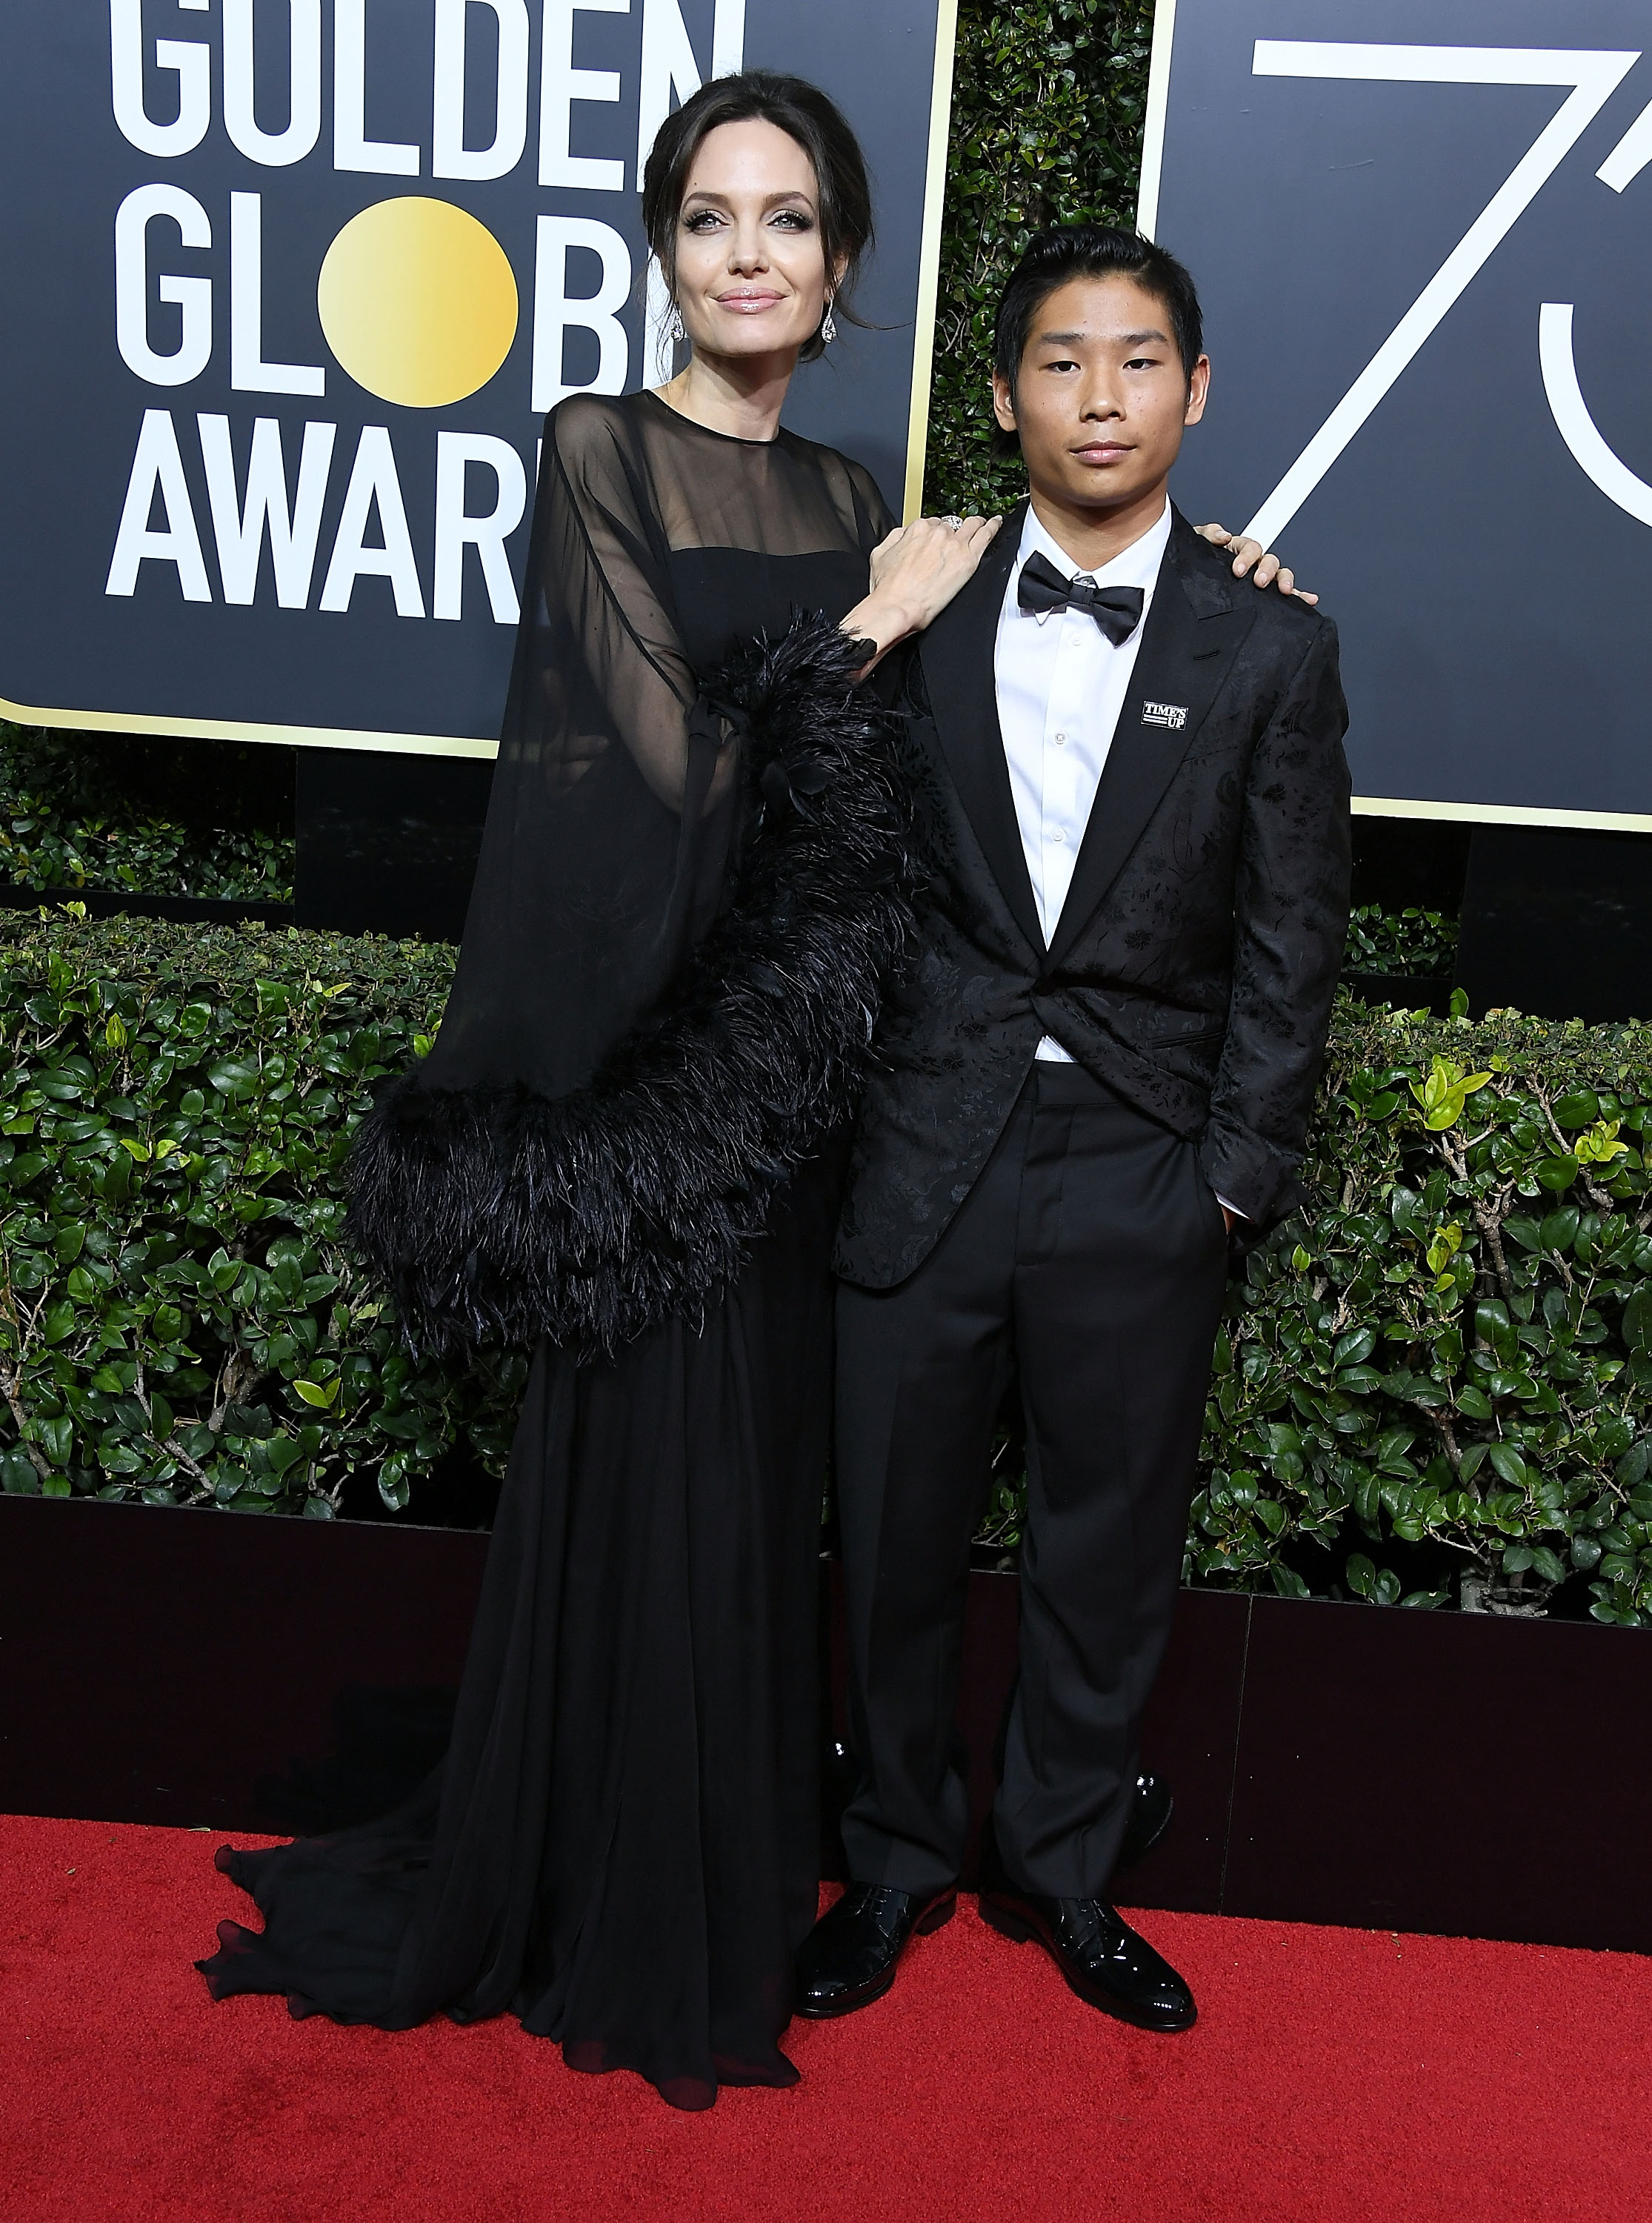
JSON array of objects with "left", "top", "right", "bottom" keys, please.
[{"left": 318, "top": 197, "right": 518, "bottom": 408}]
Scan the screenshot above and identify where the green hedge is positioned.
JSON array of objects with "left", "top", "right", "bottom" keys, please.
[
  {"left": 1195, "top": 1006, "right": 1652, "bottom": 1625},
  {"left": 1345, "top": 906, "right": 1458, "bottom": 979},
  {"left": 0, "top": 915, "right": 516, "bottom": 1521},
  {"left": 925, "top": 0, "right": 1155, "bottom": 517},
  {"left": 1, "top": 723, "right": 294, "bottom": 903},
  {"left": 3, "top": 915, "right": 1649, "bottom": 1624}
]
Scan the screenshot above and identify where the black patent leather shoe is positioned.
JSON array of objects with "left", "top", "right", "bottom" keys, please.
[
  {"left": 1116, "top": 1771, "right": 1174, "bottom": 1870},
  {"left": 979, "top": 1886, "right": 1196, "bottom": 2032},
  {"left": 794, "top": 1883, "right": 957, "bottom": 2019}
]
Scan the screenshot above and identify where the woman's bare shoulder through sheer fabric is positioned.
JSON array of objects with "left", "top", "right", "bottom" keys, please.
[{"left": 834, "top": 448, "right": 899, "bottom": 549}]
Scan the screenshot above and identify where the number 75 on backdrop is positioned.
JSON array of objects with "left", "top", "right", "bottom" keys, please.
[
  {"left": 0, "top": 1, "right": 957, "bottom": 757},
  {"left": 1140, "top": 0, "right": 1652, "bottom": 831}
]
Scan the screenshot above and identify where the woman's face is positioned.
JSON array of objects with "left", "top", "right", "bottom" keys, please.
[{"left": 670, "top": 118, "right": 836, "bottom": 363}]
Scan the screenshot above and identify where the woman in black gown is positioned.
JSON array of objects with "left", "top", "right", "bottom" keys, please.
[{"left": 197, "top": 73, "right": 999, "bottom": 2111}]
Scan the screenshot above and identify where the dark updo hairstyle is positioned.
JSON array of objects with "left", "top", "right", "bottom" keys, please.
[{"left": 641, "top": 71, "right": 873, "bottom": 363}]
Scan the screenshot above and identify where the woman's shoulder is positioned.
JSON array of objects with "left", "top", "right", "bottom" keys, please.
[
  {"left": 779, "top": 430, "right": 896, "bottom": 538},
  {"left": 543, "top": 388, "right": 647, "bottom": 462}
]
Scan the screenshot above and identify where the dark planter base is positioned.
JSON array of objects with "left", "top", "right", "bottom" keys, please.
[
  {"left": 0, "top": 885, "right": 293, "bottom": 929},
  {"left": 1342, "top": 971, "right": 1453, "bottom": 1015},
  {"left": 2, "top": 1497, "right": 1648, "bottom": 1953}
]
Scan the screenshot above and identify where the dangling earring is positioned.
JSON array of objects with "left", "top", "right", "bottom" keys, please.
[
  {"left": 667, "top": 302, "right": 686, "bottom": 345},
  {"left": 820, "top": 296, "right": 837, "bottom": 345}
]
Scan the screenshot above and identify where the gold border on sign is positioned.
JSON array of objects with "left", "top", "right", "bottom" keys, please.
[
  {"left": 0, "top": 690, "right": 498, "bottom": 759},
  {"left": 1134, "top": 0, "right": 1179, "bottom": 243},
  {"left": 1352, "top": 794, "right": 1652, "bottom": 833},
  {"left": 902, "top": 0, "right": 962, "bottom": 524}
]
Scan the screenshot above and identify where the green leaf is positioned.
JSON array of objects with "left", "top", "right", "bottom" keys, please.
[
  {"left": 1487, "top": 1443, "right": 1529, "bottom": 1488},
  {"left": 1551, "top": 1090, "right": 1601, "bottom": 1129},
  {"left": 1, "top": 1449, "right": 41, "bottom": 1495},
  {"left": 1622, "top": 1289, "right": 1652, "bottom": 1354},
  {"left": 293, "top": 1378, "right": 341, "bottom": 1409},
  {"left": 35, "top": 1415, "right": 73, "bottom": 1467},
  {"left": 1538, "top": 1207, "right": 1581, "bottom": 1253},
  {"left": 205, "top": 1057, "right": 261, "bottom": 1100},
  {"left": 1536, "top": 1156, "right": 1579, "bottom": 1192}
]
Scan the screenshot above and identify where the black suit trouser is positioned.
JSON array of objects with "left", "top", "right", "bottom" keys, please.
[{"left": 834, "top": 1061, "right": 1229, "bottom": 1899}]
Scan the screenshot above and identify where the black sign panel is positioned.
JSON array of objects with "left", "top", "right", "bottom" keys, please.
[
  {"left": 0, "top": 1, "right": 955, "bottom": 754},
  {"left": 1142, "top": 0, "right": 1652, "bottom": 828}
]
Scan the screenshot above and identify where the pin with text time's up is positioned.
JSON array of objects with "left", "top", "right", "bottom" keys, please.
[{"left": 1142, "top": 702, "right": 1188, "bottom": 729}]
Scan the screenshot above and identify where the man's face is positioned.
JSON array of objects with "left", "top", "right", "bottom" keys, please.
[{"left": 992, "top": 273, "right": 1210, "bottom": 513}]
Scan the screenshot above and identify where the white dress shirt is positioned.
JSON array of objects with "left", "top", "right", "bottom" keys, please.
[{"left": 994, "top": 498, "right": 1172, "bottom": 1063}]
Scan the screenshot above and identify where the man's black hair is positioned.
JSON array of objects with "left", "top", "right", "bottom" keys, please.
[{"left": 992, "top": 225, "right": 1204, "bottom": 447}]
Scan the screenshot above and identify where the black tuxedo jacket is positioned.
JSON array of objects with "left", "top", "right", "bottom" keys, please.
[{"left": 835, "top": 504, "right": 1352, "bottom": 1289}]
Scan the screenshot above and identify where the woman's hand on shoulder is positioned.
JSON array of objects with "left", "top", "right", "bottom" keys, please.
[
  {"left": 842, "top": 514, "right": 1002, "bottom": 668},
  {"left": 867, "top": 514, "right": 1002, "bottom": 634},
  {"left": 1196, "top": 521, "right": 1319, "bottom": 605}
]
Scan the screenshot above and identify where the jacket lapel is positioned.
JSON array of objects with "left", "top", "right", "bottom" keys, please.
[
  {"left": 1045, "top": 508, "right": 1259, "bottom": 968},
  {"left": 915, "top": 502, "right": 1045, "bottom": 955}
]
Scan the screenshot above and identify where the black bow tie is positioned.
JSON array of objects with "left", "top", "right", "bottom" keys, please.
[{"left": 1017, "top": 549, "right": 1145, "bottom": 644}]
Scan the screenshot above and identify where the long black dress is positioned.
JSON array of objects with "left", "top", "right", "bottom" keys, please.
[{"left": 198, "top": 392, "right": 905, "bottom": 2112}]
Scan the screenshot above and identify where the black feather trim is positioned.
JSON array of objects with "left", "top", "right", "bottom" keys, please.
[{"left": 345, "top": 613, "right": 917, "bottom": 1360}]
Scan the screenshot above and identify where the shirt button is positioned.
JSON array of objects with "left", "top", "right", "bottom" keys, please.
[
  {"left": 1048, "top": 828, "right": 1066, "bottom": 845},
  {"left": 1053, "top": 731, "right": 1068, "bottom": 746}
]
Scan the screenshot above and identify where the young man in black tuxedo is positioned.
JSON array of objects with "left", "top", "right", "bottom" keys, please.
[{"left": 798, "top": 226, "right": 1351, "bottom": 2032}]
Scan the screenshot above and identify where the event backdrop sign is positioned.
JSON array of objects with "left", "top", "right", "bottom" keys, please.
[
  {"left": 1142, "top": 0, "right": 1652, "bottom": 831},
  {"left": 0, "top": 1, "right": 956, "bottom": 756}
]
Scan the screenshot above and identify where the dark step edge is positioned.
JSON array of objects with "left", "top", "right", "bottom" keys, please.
[
  {"left": 0, "top": 884, "right": 294, "bottom": 929},
  {"left": 1341, "top": 971, "right": 1453, "bottom": 1016}
]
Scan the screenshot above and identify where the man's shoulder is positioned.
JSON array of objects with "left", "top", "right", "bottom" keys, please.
[{"left": 1171, "top": 513, "right": 1336, "bottom": 658}]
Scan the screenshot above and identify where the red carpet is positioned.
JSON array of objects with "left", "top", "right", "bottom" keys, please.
[{"left": 2, "top": 1815, "right": 1648, "bottom": 2223}]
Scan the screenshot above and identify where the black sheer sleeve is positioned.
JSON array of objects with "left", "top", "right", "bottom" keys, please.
[
  {"left": 842, "top": 454, "right": 898, "bottom": 549},
  {"left": 415, "top": 398, "right": 733, "bottom": 1109},
  {"left": 346, "top": 396, "right": 918, "bottom": 1360}
]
